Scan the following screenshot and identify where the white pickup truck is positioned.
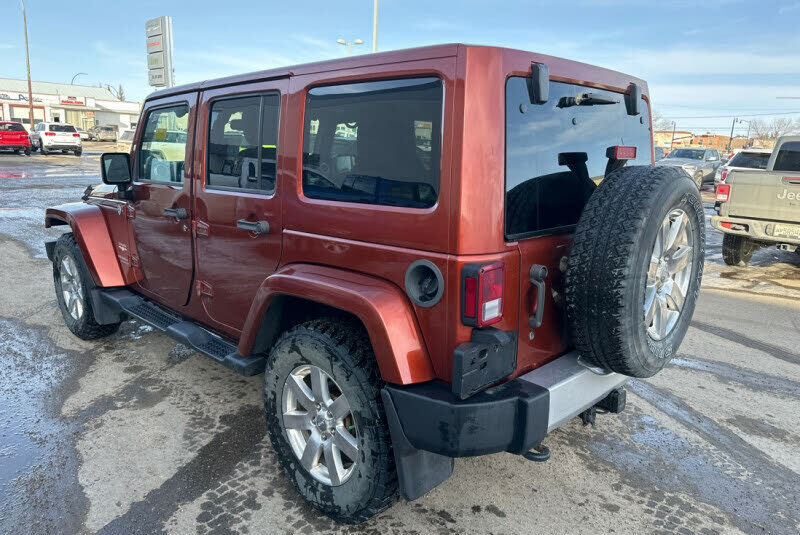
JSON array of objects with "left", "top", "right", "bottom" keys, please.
[{"left": 711, "top": 135, "right": 800, "bottom": 265}]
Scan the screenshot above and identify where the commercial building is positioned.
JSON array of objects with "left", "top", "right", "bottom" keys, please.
[
  {"left": 653, "top": 130, "right": 693, "bottom": 148},
  {"left": 0, "top": 78, "right": 141, "bottom": 131}
]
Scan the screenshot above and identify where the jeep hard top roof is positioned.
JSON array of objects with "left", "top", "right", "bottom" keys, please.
[{"left": 146, "top": 43, "right": 648, "bottom": 102}]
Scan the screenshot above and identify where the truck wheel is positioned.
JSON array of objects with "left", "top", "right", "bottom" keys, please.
[
  {"left": 263, "top": 318, "right": 397, "bottom": 523},
  {"left": 53, "top": 233, "right": 121, "bottom": 340},
  {"left": 566, "top": 165, "right": 704, "bottom": 378},
  {"left": 722, "top": 234, "right": 755, "bottom": 266}
]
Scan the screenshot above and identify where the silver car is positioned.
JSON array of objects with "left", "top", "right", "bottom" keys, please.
[{"left": 656, "top": 147, "right": 722, "bottom": 188}]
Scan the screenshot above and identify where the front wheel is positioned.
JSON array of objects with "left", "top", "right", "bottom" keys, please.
[
  {"left": 53, "top": 233, "right": 121, "bottom": 339},
  {"left": 264, "top": 318, "right": 398, "bottom": 523},
  {"left": 722, "top": 234, "right": 755, "bottom": 266}
]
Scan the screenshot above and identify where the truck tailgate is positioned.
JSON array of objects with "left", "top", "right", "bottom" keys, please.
[{"left": 728, "top": 169, "right": 800, "bottom": 223}]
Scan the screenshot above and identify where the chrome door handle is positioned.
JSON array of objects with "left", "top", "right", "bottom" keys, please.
[
  {"left": 236, "top": 219, "right": 270, "bottom": 234},
  {"left": 163, "top": 207, "right": 188, "bottom": 220}
]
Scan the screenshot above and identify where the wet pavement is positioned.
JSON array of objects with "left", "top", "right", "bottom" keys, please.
[{"left": 0, "top": 154, "right": 798, "bottom": 534}]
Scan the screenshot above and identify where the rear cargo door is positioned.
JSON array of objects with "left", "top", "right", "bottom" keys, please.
[
  {"left": 504, "top": 77, "right": 653, "bottom": 370},
  {"left": 51, "top": 124, "right": 78, "bottom": 144},
  {"left": 0, "top": 123, "right": 29, "bottom": 146},
  {"left": 729, "top": 142, "right": 800, "bottom": 222}
]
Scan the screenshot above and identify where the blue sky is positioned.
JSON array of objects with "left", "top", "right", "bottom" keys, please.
[{"left": 2, "top": 0, "right": 799, "bottom": 134}]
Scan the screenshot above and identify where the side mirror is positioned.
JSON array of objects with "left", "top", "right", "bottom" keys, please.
[{"left": 101, "top": 152, "right": 132, "bottom": 185}]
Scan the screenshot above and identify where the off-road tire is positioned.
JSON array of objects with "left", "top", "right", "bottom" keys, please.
[
  {"left": 53, "top": 233, "right": 121, "bottom": 339},
  {"left": 722, "top": 234, "right": 755, "bottom": 266},
  {"left": 263, "top": 318, "right": 398, "bottom": 524},
  {"left": 565, "top": 165, "right": 705, "bottom": 377}
]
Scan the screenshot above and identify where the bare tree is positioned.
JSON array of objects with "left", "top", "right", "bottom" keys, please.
[
  {"left": 749, "top": 117, "right": 800, "bottom": 143},
  {"left": 105, "top": 84, "right": 126, "bottom": 102},
  {"left": 651, "top": 110, "right": 673, "bottom": 132}
]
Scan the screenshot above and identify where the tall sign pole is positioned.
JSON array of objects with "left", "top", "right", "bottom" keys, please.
[
  {"left": 372, "top": 0, "right": 379, "bottom": 53},
  {"left": 21, "top": 0, "right": 34, "bottom": 129},
  {"left": 146, "top": 16, "right": 175, "bottom": 89}
]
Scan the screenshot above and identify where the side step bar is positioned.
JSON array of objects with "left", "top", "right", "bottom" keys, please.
[{"left": 98, "top": 289, "right": 266, "bottom": 376}]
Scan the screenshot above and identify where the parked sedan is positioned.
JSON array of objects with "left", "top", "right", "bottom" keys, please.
[
  {"left": 0, "top": 121, "right": 31, "bottom": 155},
  {"left": 655, "top": 147, "right": 722, "bottom": 188}
]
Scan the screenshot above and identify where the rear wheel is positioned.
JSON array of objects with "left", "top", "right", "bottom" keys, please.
[
  {"left": 24, "top": 147, "right": 31, "bottom": 156},
  {"left": 41, "top": 145, "right": 49, "bottom": 155},
  {"left": 53, "top": 233, "right": 121, "bottom": 340},
  {"left": 74, "top": 148, "right": 82, "bottom": 156},
  {"left": 264, "top": 318, "right": 397, "bottom": 523},
  {"left": 722, "top": 234, "right": 755, "bottom": 266},
  {"left": 566, "top": 165, "right": 705, "bottom": 377}
]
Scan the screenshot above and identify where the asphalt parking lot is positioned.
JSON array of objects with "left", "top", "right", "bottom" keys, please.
[{"left": 0, "top": 152, "right": 798, "bottom": 535}]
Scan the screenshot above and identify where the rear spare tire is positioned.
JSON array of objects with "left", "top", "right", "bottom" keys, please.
[{"left": 565, "top": 165, "right": 704, "bottom": 378}]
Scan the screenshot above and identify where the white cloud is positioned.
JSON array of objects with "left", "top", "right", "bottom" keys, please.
[{"left": 778, "top": 2, "right": 800, "bottom": 13}]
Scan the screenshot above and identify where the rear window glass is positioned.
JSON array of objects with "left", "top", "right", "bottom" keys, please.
[
  {"left": 505, "top": 78, "right": 651, "bottom": 238},
  {"left": 773, "top": 141, "right": 800, "bottom": 172},
  {"left": 302, "top": 77, "right": 443, "bottom": 208},
  {"left": 667, "top": 148, "right": 705, "bottom": 160},
  {"left": 0, "top": 123, "right": 25, "bottom": 132},
  {"left": 728, "top": 151, "right": 770, "bottom": 170},
  {"left": 50, "top": 124, "right": 76, "bottom": 133}
]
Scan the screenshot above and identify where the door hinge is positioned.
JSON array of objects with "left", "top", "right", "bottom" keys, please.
[
  {"left": 126, "top": 205, "right": 136, "bottom": 220},
  {"left": 195, "top": 280, "right": 213, "bottom": 297},
  {"left": 195, "top": 220, "right": 209, "bottom": 237}
]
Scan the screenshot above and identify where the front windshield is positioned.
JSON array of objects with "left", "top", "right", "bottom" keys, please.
[{"left": 668, "top": 148, "right": 705, "bottom": 160}]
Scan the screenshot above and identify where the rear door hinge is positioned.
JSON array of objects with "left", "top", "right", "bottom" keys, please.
[
  {"left": 195, "top": 220, "right": 209, "bottom": 237},
  {"left": 195, "top": 280, "right": 213, "bottom": 297}
]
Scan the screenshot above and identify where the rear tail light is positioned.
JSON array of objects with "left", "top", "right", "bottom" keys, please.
[
  {"left": 44, "top": 132, "right": 55, "bottom": 136},
  {"left": 462, "top": 262, "right": 504, "bottom": 328},
  {"left": 606, "top": 145, "right": 637, "bottom": 160},
  {"left": 715, "top": 184, "right": 731, "bottom": 202},
  {"left": 73, "top": 133, "right": 80, "bottom": 137},
  {"left": 721, "top": 221, "right": 732, "bottom": 229}
]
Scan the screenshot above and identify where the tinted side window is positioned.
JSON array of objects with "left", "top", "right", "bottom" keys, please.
[
  {"left": 138, "top": 104, "right": 190, "bottom": 183},
  {"left": 302, "top": 77, "right": 443, "bottom": 208},
  {"left": 206, "top": 94, "right": 280, "bottom": 193},
  {"left": 773, "top": 141, "right": 800, "bottom": 172},
  {"left": 505, "top": 78, "right": 651, "bottom": 238}
]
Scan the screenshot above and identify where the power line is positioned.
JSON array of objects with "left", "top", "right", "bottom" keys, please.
[{"left": 664, "top": 110, "right": 800, "bottom": 119}]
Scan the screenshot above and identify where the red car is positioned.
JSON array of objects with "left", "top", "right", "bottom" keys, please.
[
  {"left": 44, "top": 44, "right": 704, "bottom": 523},
  {"left": 0, "top": 121, "right": 32, "bottom": 156}
]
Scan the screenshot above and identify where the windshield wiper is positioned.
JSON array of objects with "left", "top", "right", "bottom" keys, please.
[{"left": 558, "top": 92, "right": 619, "bottom": 108}]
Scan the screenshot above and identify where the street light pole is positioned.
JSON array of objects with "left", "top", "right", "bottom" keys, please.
[
  {"left": 372, "top": 0, "right": 379, "bottom": 53},
  {"left": 70, "top": 72, "right": 87, "bottom": 85},
  {"left": 670, "top": 121, "right": 676, "bottom": 151},
  {"left": 726, "top": 117, "right": 737, "bottom": 153},
  {"left": 20, "top": 0, "right": 34, "bottom": 130},
  {"left": 337, "top": 38, "right": 364, "bottom": 56}
]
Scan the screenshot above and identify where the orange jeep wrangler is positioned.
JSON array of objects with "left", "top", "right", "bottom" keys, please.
[{"left": 44, "top": 44, "right": 704, "bottom": 523}]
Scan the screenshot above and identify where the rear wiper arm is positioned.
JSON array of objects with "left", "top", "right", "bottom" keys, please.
[{"left": 558, "top": 92, "right": 619, "bottom": 108}]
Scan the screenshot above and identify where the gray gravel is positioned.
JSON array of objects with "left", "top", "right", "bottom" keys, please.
[{"left": 0, "top": 153, "right": 798, "bottom": 534}]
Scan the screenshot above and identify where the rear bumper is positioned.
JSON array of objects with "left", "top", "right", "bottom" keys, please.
[
  {"left": 0, "top": 144, "right": 30, "bottom": 150},
  {"left": 384, "top": 351, "right": 627, "bottom": 458},
  {"left": 42, "top": 143, "right": 81, "bottom": 150},
  {"left": 711, "top": 215, "right": 800, "bottom": 246}
]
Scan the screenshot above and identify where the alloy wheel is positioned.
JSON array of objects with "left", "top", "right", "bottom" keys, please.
[
  {"left": 645, "top": 208, "right": 694, "bottom": 341},
  {"left": 281, "top": 364, "right": 359, "bottom": 486},
  {"left": 59, "top": 255, "right": 85, "bottom": 321}
]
